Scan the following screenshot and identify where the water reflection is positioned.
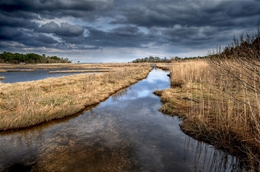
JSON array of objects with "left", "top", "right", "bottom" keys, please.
[
  {"left": 183, "top": 137, "right": 243, "bottom": 172},
  {"left": 0, "top": 69, "right": 248, "bottom": 171},
  {"left": 111, "top": 87, "right": 129, "bottom": 101}
]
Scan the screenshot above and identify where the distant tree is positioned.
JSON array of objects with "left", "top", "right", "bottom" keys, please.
[{"left": 0, "top": 52, "right": 71, "bottom": 64}]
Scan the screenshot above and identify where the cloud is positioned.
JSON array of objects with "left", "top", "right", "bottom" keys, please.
[
  {"left": 112, "top": 25, "right": 144, "bottom": 37},
  {"left": 0, "top": 0, "right": 113, "bottom": 15},
  {"left": 0, "top": 0, "right": 260, "bottom": 62},
  {"left": 112, "top": 0, "right": 260, "bottom": 29},
  {"left": 38, "top": 21, "right": 84, "bottom": 37}
]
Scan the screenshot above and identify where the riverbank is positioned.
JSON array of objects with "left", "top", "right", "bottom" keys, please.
[
  {"left": 154, "top": 59, "right": 260, "bottom": 170},
  {"left": 0, "top": 64, "right": 151, "bottom": 131}
]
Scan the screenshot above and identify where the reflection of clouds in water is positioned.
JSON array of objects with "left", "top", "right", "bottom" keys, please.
[
  {"left": 137, "top": 89, "right": 150, "bottom": 98},
  {"left": 146, "top": 70, "right": 170, "bottom": 83},
  {"left": 100, "top": 69, "right": 169, "bottom": 103}
]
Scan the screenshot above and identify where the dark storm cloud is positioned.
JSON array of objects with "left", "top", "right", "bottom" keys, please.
[
  {"left": 0, "top": 0, "right": 113, "bottom": 18},
  {"left": 112, "top": 0, "right": 260, "bottom": 28},
  {"left": 0, "top": 27, "right": 22, "bottom": 40},
  {"left": 38, "top": 22, "right": 84, "bottom": 37},
  {"left": 112, "top": 25, "right": 144, "bottom": 37},
  {"left": 82, "top": 26, "right": 148, "bottom": 48},
  {"left": 0, "top": 0, "right": 260, "bottom": 61}
]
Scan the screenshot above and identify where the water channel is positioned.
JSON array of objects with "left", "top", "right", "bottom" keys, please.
[{"left": 0, "top": 69, "right": 245, "bottom": 171}]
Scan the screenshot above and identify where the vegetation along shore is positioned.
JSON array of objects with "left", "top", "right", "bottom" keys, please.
[
  {"left": 0, "top": 64, "right": 151, "bottom": 131},
  {"left": 155, "top": 31, "right": 260, "bottom": 170}
]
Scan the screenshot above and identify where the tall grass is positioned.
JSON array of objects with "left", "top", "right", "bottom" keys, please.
[
  {"left": 161, "top": 59, "right": 260, "bottom": 170},
  {"left": 0, "top": 64, "right": 151, "bottom": 131},
  {"left": 157, "top": 30, "right": 260, "bottom": 170}
]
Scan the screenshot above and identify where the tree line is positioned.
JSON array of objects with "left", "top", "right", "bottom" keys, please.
[
  {"left": 0, "top": 52, "right": 71, "bottom": 64},
  {"left": 132, "top": 55, "right": 209, "bottom": 63},
  {"left": 132, "top": 56, "right": 172, "bottom": 63}
]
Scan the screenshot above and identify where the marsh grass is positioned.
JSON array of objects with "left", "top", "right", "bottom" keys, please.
[
  {"left": 5, "top": 69, "right": 35, "bottom": 72},
  {"left": 0, "top": 63, "right": 145, "bottom": 70},
  {"left": 48, "top": 69, "right": 110, "bottom": 74},
  {"left": 155, "top": 63, "right": 171, "bottom": 70},
  {"left": 0, "top": 76, "right": 4, "bottom": 80},
  {"left": 0, "top": 64, "right": 151, "bottom": 131},
  {"left": 155, "top": 59, "right": 260, "bottom": 170}
]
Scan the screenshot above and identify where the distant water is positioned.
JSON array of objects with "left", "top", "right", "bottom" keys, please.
[{"left": 0, "top": 70, "right": 91, "bottom": 83}]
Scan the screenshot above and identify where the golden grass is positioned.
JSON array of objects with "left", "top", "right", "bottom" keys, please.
[
  {"left": 48, "top": 69, "right": 110, "bottom": 74},
  {"left": 0, "top": 64, "right": 151, "bottom": 131},
  {"left": 155, "top": 59, "right": 260, "bottom": 170},
  {"left": 0, "top": 63, "right": 145, "bottom": 70},
  {"left": 155, "top": 63, "right": 171, "bottom": 70}
]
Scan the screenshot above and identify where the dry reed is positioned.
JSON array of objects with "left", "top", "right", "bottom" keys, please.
[
  {"left": 155, "top": 63, "right": 171, "bottom": 70},
  {"left": 0, "top": 64, "right": 151, "bottom": 131},
  {"left": 0, "top": 63, "right": 145, "bottom": 70},
  {"left": 48, "top": 69, "right": 110, "bottom": 74},
  {"left": 155, "top": 59, "right": 260, "bottom": 171}
]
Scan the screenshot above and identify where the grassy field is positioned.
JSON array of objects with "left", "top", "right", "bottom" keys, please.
[
  {"left": 154, "top": 59, "right": 260, "bottom": 170},
  {"left": 0, "top": 63, "right": 151, "bottom": 131},
  {"left": 0, "top": 63, "right": 144, "bottom": 70},
  {"left": 48, "top": 69, "right": 110, "bottom": 74}
]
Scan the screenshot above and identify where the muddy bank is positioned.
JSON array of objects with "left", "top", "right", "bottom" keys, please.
[{"left": 0, "top": 65, "right": 151, "bottom": 131}]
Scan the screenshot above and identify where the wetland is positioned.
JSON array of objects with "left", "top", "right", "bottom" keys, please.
[{"left": 0, "top": 69, "right": 246, "bottom": 172}]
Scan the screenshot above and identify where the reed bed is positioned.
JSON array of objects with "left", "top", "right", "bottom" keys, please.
[
  {"left": 155, "top": 63, "right": 171, "bottom": 70},
  {"left": 5, "top": 69, "right": 35, "bottom": 72},
  {"left": 0, "top": 63, "right": 145, "bottom": 70},
  {"left": 0, "top": 64, "right": 151, "bottom": 131},
  {"left": 155, "top": 59, "right": 260, "bottom": 170},
  {"left": 0, "top": 76, "right": 4, "bottom": 80},
  {"left": 48, "top": 69, "right": 110, "bottom": 74}
]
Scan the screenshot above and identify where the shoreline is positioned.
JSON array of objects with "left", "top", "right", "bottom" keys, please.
[{"left": 0, "top": 64, "right": 152, "bottom": 131}]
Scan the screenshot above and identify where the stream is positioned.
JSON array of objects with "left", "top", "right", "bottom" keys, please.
[{"left": 0, "top": 69, "right": 244, "bottom": 171}]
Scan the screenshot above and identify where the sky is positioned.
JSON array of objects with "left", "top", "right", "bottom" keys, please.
[{"left": 0, "top": 0, "right": 260, "bottom": 63}]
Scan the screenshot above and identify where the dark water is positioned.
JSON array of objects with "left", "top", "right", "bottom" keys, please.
[
  {"left": 0, "top": 68, "right": 104, "bottom": 83},
  {"left": 0, "top": 69, "right": 243, "bottom": 172}
]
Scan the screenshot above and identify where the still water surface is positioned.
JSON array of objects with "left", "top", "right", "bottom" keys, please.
[
  {"left": 0, "top": 68, "right": 103, "bottom": 83},
  {"left": 0, "top": 69, "right": 243, "bottom": 171}
]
